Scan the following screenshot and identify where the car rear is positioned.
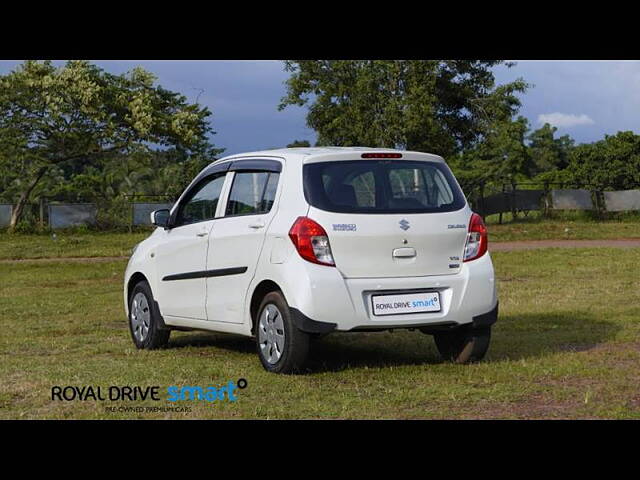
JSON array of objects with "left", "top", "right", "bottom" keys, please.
[{"left": 285, "top": 149, "right": 497, "bottom": 331}]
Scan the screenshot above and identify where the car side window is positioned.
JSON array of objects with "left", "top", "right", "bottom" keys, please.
[
  {"left": 225, "top": 172, "right": 279, "bottom": 216},
  {"left": 177, "top": 174, "right": 226, "bottom": 226}
]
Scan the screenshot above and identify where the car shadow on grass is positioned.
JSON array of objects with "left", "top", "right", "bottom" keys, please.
[
  {"left": 165, "top": 329, "right": 441, "bottom": 371},
  {"left": 309, "top": 311, "right": 620, "bottom": 372},
  {"left": 306, "top": 332, "right": 443, "bottom": 373},
  {"left": 168, "top": 332, "right": 256, "bottom": 355},
  {"left": 162, "top": 310, "right": 620, "bottom": 373},
  {"left": 485, "top": 311, "right": 621, "bottom": 364}
]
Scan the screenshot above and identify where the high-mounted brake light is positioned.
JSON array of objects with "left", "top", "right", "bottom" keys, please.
[
  {"left": 288, "top": 217, "right": 335, "bottom": 266},
  {"left": 463, "top": 213, "right": 488, "bottom": 262},
  {"left": 361, "top": 153, "right": 402, "bottom": 159}
]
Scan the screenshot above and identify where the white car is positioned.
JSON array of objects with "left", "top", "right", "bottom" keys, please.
[{"left": 124, "top": 147, "right": 498, "bottom": 373}]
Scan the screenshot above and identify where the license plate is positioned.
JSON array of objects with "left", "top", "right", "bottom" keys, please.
[{"left": 371, "top": 291, "right": 441, "bottom": 316}]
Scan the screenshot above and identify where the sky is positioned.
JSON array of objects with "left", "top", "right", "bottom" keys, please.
[
  {"left": 1, "top": 60, "right": 638, "bottom": 155},
  {"left": 493, "top": 60, "right": 640, "bottom": 144}
]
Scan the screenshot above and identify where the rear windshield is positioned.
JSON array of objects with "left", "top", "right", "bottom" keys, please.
[{"left": 303, "top": 160, "right": 466, "bottom": 214}]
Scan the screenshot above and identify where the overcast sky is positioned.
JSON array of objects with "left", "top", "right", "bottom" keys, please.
[{"left": 1, "top": 60, "right": 638, "bottom": 155}]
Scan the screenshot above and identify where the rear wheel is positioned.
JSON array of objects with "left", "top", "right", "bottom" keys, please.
[
  {"left": 128, "top": 281, "right": 170, "bottom": 350},
  {"left": 256, "top": 291, "right": 310, "bottom": 374},
  {"left": 433, "top": 325, "right": 491, "bottom": 364}
]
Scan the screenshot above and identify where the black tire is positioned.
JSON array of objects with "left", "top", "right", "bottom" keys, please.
[
  {"left": 128, "top": 281, "right": 170, "bottom": 350},
  {"left": 433, "top": 325, "right": 491, "bottom": 364},
  {"left": 255, "top": 291, "right": 310, "bottom": 374}
]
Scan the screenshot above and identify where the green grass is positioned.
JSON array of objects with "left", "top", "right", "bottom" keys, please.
[
  {"left": 1, "top": 248, "right": 639, "bottom": 419},
  {"left": 0, "top": 232, "right": 149, "bottom": 260},
  {"left": 489, "top": 217, "right": 640, "bottom": 242},
  {"left": 2, "top": 217, "right": 640, "bottom": 261}
]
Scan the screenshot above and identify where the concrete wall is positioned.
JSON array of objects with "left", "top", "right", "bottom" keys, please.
[
  {"left": 48, "top": 204, "right": 97, "bottom": 229},
  {"left": 551, "top": 189, "right": 594, "bottom": 210},
  {"left": 603, "top": 190, "right": 640, "bottom": 212},
  {"left": 0, "top": 204, "right": 12, "bottom": 228}
]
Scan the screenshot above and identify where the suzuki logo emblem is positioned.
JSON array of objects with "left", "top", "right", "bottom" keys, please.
[{"left": 399, "top": 219, "right": 410, "bottom": 231}]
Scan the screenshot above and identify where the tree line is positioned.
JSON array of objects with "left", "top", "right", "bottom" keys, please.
[
  {"left": 0, "top": 60, "right": 221, "bottom": 230},
  {"left": 1, "top": 60, "right": 639, "bottom": 231},
  {"left": 280, "top": 61, "right": 640, "bottom": 197}
]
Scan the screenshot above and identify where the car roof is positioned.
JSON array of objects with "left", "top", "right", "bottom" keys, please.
[{"left": 213, "top": 147, "right": 445, "bottom": 164}]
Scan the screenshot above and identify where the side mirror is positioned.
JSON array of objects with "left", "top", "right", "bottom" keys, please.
[{"left": 151, "top": 209, "right": 171, "bottom": 229}]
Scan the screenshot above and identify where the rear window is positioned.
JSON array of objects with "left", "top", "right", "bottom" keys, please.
[{"left": 303, "top": 160, "right": 466, "bottom": 214}]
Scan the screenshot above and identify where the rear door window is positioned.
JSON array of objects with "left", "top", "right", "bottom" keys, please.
[
  {"left": 304, "top": 160, "right": 465, "bottom": 214},
  {"left": 225, "top": 172, "right": 280, "bottom": 216}
]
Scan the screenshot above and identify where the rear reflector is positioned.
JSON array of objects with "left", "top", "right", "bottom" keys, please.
[{"left": 361, "top": 153, "right": 402, "bottom": 159}]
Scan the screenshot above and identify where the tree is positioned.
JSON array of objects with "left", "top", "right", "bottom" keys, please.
[
  {"left": 452, "top": 116, "right": 534, "bottom": 197},
  {"left": 0, "top": 60, "right": 221, "bottom": 230},
  {"left": 286, "top": 140, "right": 311, "bottom": 148},
  {"left": 566, "top": 131, "right": 640, "bottom": 190},
  {"left": 279, "top": 60, "right": 528, "bottom": 158},
  {"left": 527, "top": 123, "right": 574, "bottom": 175}
]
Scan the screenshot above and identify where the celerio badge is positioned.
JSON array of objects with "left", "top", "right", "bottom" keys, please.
[{"left": 332, "top": 224, "right": 357, "bottom": 231}]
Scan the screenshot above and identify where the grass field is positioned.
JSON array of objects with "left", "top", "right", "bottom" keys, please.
[
  {"left": 1, "top": 238, "right": 639, "bottom": 419},
  {"left": 488, "top": 217, "right": 640, "bottom": 242},
  {"left": 1, "top": 217, "right": 639, "bottom": 261},
  {"left": 0, "top": 231, "right": 149, "bottom": 260}
]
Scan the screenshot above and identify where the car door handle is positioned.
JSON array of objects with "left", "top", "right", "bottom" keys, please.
[
  {"left": 196, "top": 232, "right": 208, "bottom": 237},
  {"left": 248, "top": 220, "right": 265, "bottom": 229}
]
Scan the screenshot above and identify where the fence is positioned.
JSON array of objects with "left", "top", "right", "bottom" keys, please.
[
  {"left": 550, "top": 189, "right": 594, "bottom": 210},
  {"left": 471, "top": 183, "right": 640, "bottom": 222},
  {"left": 48, "top": 203, "right": 97, "bottom": 229},
  {"left": 3, "top": 187, "right": 640, "bottom": 229},
  {"left": 1, "top": 195, "right": 176, "bottom": 230},
  {"left": 0, "top": 204, "right": 12, "bottom": 228},
  {"left": 603, "top": 190, "right": 640, "bottom": 212}
]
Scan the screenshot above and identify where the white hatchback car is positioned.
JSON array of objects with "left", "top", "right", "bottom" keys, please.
[{"left": 124, "top": 147, "right": 498, "bottom": 373}]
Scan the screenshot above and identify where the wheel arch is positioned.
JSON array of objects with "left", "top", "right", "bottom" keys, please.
[
  {"left": 127, "top": 271, "right": 150, "bottom": 303},
  {"left": 249, "top": 279, "right": 284, "bottom": 335}
]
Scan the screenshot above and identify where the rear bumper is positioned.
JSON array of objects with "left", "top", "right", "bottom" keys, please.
[{"left": 285, "top": 251, "right": 497, "bottom": 332}]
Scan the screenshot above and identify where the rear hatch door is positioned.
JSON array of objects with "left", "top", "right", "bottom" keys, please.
[{"left": 310, "top": 208, "right": 469, "bottom": 278}]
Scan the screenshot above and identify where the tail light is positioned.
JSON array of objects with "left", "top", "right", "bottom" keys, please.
[
  {"left": 463, "top": 213, "right": 488, "bottom": 262},
  {"left": 288, "top": 217, "right": 335, "bottom": 266}
]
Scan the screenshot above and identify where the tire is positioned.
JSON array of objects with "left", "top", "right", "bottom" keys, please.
[
  {"left": 255, "top": 291, "right": 310, "bottom": 374},
  {"left": 128, "top": 281, "right": 170, "bottom": 350},
  {"left": 433, "top": 325, "right": 491, "bottom": 364}
]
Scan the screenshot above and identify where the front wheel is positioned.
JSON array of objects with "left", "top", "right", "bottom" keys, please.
[
  {"left": 255, "top": 291, "right": 310, "bottom": 374},
  {"left": 128, "top": 281, "right": 170, "bottom": 350},
  {"left": 433, "top": 325, "right": 491, "bottom": 364}
]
